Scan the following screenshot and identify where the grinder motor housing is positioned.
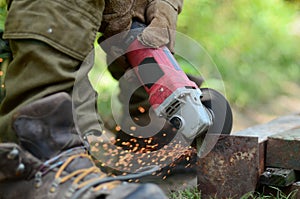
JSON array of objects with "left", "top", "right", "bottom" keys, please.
[{"left": 126, "top": 37, "right": 213, "bottom": 140}]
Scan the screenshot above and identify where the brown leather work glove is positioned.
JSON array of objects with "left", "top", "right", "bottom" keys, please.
[
  {"left": 138, "top": 0, "right": 183, "bottom": 53},
  {"left": 99, "top": 0, "right": 183, "bottom": 80}
]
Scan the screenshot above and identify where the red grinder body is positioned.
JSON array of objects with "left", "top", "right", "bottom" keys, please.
[
  {"left": 127, "top": 39, "right": 198, "bottom": 109},
  {"left": 126, "top": 39, "right": 212, "bottom": 139}
]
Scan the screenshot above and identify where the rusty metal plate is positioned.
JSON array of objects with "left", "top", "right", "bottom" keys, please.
[
  {"left": 234, "top": 114, "right": 300, "bottom": 143},
  {"left": 266, "top": 127, "right": 300, "bottom": 170},
  {"left": 197, "top": 134, "right": 264, "bottom": 199}
]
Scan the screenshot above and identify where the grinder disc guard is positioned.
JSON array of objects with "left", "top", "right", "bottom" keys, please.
[{"left": 197, "top": 88, "right": 233, "bottom": 157}]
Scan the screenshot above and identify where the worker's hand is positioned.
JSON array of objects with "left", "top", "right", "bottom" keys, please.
[
  {"left": 100, "top": 0, "right": 183, "bottom": 52},
  {"left": 99, "top": 0, "right": 183, "bottom": 80},
  {"left": 139, "top": 0, "right": 183, "bottom": 53}
]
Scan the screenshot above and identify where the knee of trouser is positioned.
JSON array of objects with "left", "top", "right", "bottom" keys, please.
[{"left": 3, "top": 0, "right": 105, "bottom": 61}]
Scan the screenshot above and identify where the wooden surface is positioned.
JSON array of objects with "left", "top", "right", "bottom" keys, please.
[
  {"left": 266, "top": 127, "right": 300, "bottom": 170},
  {"left": 234, "top": 113, "right": 300, "bottom": 143}
]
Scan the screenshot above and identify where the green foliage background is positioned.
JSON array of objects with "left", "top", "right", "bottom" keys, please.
[{"left": 177, "top": 0, "right": 300, "bottom": 108}]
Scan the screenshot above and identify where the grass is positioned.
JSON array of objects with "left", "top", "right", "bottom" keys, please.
[
  {"left": 169, "top": 187, "right": 298, "bottom": 199},
  {"left": 169, "top": 187, "right": 201, "bottom": 199},
  {"left": 241, "top": 187, "right": 298, "bottom": 199}
]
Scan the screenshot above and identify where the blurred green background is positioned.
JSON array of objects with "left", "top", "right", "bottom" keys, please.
[
  {"left": 0, "top": 0, "right": 299, "bottom": 122},
  {"left": 176, "top": 0, "right": 300, "bottom": 108}
]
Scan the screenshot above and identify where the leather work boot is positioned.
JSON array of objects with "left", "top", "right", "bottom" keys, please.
[
  {"left": 0, "top": 142, "right": 42, "bottom": 182},
  {"left": 0, "top": 92, "right": 167, "bottom": 199}
]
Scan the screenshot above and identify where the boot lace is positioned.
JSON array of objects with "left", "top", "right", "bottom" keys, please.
[{"left": 34, "top": 146, "right": 159, "bottom": 199}]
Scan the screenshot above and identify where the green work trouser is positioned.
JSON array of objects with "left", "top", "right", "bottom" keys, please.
[{"left": 0, "top": 0, "right": 105, "bottom": 142}]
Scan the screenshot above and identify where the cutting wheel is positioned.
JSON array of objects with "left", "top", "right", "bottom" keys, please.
[
  {"left": 200, "top": 88, "right": 233, "bottom": 135},
  {"left": 196, "top": 88, "right": 233, "bottom": 157}
]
